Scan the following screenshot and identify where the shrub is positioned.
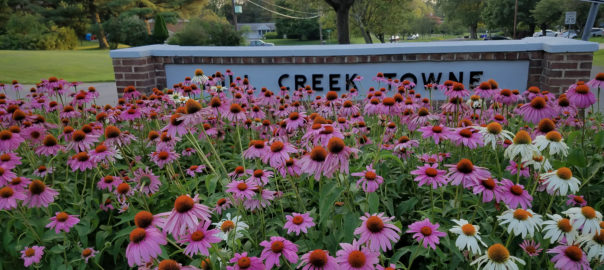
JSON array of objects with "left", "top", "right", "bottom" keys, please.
[
  {"left": 264, "top": 31, "right": 280, "bottom": 39},
  {"left": 0, "top": 14, "right": 77, "bottom": 50},
  {"left": 103, "top": 15, "right": 149, "bottom": 49},
  {"left": 168, "top": 17, "right": 242, "bottom": 46},
  {"left": 151, "top": 14, "right": 169, "bottom": 44}
]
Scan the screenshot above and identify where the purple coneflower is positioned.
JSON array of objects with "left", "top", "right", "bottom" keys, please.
[
  {"left": 67, "top": 152, "right": 95, "bottom": 172},
  {"left": 21, "top": 246, "right": 44, "bottom": 267},
  {"left": 214, "top": 198, "right": 232, "bottom": 215},
  {"left": 96, "top": 175, "right": 122, "bottom": 191},
  {"left": 516, "top": 97, "right": 556, "bottom": 124},
  {"left": 471, "top": 177, "right": 505, "bottom": 203},
  {"left": 67, "top": 130, "right": 98, "bottom": 152},
  {"left": 0, "top": 186, "right": 26, "bottom": 210},
  {"left": 299, "top": 146, "right": 328, "bottom": 181},
  {"left": 160, "top": 194, "right": 211, "bottom": 238},
  {"left": 499, "top": 179, "right": 533, "bottom": 209},
  {"left": 81, "top": 247, "right": 97, "bottom": 263},
  {"left": 407, "top": 218, "right": 447, "bottom": 250},
  {"left": 24, "top": 180, "right": 58, "bottom": 208},
  {"left": 226, "top": 179, "right": 257, "bottom": 200},
  {"left": 411, "top": 163, "right": 448, "bottom": 189},
  {"left": 418, "top": 124, "right": 453, "bottom": 144},
  {"left": 519, "top": 240, "right": 542, "bottom": 256},
  {"left": 262, "top": 140, "right": 297, "bottom": 168},
  {"left": 566, "top": 84, "right": 596, "bottom": 109},
  {"left": 324, "top": 137, "right": 358, "bottom": 177},
  {"left": 284, "top": 212, "right": 315, "bottom": 235},
  {"left": 150, "top": 147, "right": 179, "bottom": 169},
  {"left": 0, "top": 130, "right": 24, "bottom": 152},
  {"left": 566, "top": 194, "right": 588, "bottom": 207},
  {"left": 354, "top": 213, "right": 401, "bottom": 252},
  {"left": 548, "top": 244, "right": 590, "bottom": 270},
  {"left": 134, "top": 167, "right": 161, "bottom": 195},
  {"left": 451, "top": 127, "right": 484, "bottom": 149},
  {"left": 335, "top": 239, "right": 379, "bottom": 270},
  {"left": 247, "top": 169, "right": 273, "bottom": 186},
  {"left": 260, "top": 236, "right": 299, "bottom": 269},
  {"left": 45, "top": 212, "right": 79, "bottom": 233},
  {"left": 299, "top": 249, "right": 338, "bottom": 270},
  {"left": 186, "top": 165, "right": 205, "bottom": 177},
  {"left": 446, "top": 159, "right": 492, "bottom": 188},
  {"left": 179, "top": 220, "right": 221, "bottom": 257},
  {"left": 352, "top": 164, "right": 384, "bottom": 193},
  {"left": 35, "top": 134, "right": 63, "bottom": 156},
  {"left": 243, "top": 140, "right": 267, "bottom": 160},
  {"left": 227, "top": 252, "right": 265, "bottom": 270},
  {"left": 126, "top": 227, "right": 167, "bottom": 267}
]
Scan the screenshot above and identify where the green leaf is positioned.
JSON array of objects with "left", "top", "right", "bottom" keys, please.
[
  {"left": 368, "top": 192, "right": 379, "bottom": 213},
  {"left": 594, "top": 131, "right": 604, "bottom": 147},
  {"left": 319, "top": 181, "right": 343, "bottom": 225},
  {"left": 568, "top": 149, "right": 587, "bottom": 168}
]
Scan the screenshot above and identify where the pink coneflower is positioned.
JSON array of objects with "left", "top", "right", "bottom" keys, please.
[
  {"left": 247, "top": 169, "right": 273, "bottom": 186},
  {"left": 0, "top": 152, "right": 21, "bottom": 170},
  {"left": 451, "top": 127, "right": 484, "bottom": 149},
  {"left": 340, "top": 100, "right": 360, "bottom": 117},
  {"left": 115, "top": 183, "right": 133, "bottom": 204},
  {"left": 280, "top": 158, "right": 301, "bottom": 177},
  {"left": 445, "top": 82, "right": 470, "bottom": 99},
  {"left": 163, "top": 113, "right": 188, "bottom": 138},
  {"left": 226, "top": 179, "right": 257, "bottom": 200},
  {"left": 262, "top": 140, "right": 297, "bottom": 168},
  {"left": 182, "top": 147, "right": 195, "bottom": 156},
  {"left": 284, "top": 112, "right": 306, "bottom": 132},
  {"left": 324, "top": 137, "right": 358, "bottom": 177},
  {"left": 354, "top": 213, "right": 401, "bottom": 252},
  {"left": 179, "top": 220, "right": 221, "bottom": 257},
  {"left": 418, "top": 124, "right": 454, "bottom": 144},
  {"left": 89, "top": 143, "right": 117, "bottom": 163},
  {"left": 284, "top": 212, "right": 315, "bottom": 235},
  {"left": 120, "top": 105, "right": 142, "bottom": 121},
  {"left": 35, "top": 134, "right": 64, "bottom": 156},
  {"left": 299, "top": 249, "right": 338, "bottom": 270},
  {"left": 376, "top": 264, "right": 397, "bottom": 270},
  {"left": 67, "top": 130, "right": 98, "bottom": 152},
  {"left": 505, "top": 160, "right": 530, "bottom": 178},
  {"left": 243, "top": 188, "right": 276, "bottom": 211},
  {"left": 243, "top": 140, "right": 267, "bottom": 159},
  {"left": 0, "top": 166, "right": 16, "bottom": 185},
  {"left": 566, "top": 194, "right": 588, "bottom": 207},
  {"left": 60, "top": 105, "right": 81, "bottom": 118},
  {"left": 8, "top": 177, "right": 31, "bottom": 192},
  {"left": 67, "top": 152, "right": 94, "bottom": 172},
  {"left": 150, "top": 148, "right": 179, "bottom": 169},
  {"left": 446, "top": 159, "right": 492, "bottom": 188},
  {"left": 548, "top": 245, "right": 590, "bottom": 270},
  {"left": 126, "top": 227, "right": 167, "bottom": 267},
  {"left": 519, "top": 240, "right": 542, "bottom": 257},
  {"left": 227, "top": 252, "right": 265, "bottom": 270},
  {"left": 566, "top": 84, "right": 596, "bottom": 109},
  {"left": 407, "top": 218, "right": 447, "bottom": 250},
  {"left": 471, "top": 177, "right": 505, "bottom": 203},
  {"left": 500, "top": 179, "right": 533, "bottom": 209},
  {"left": 299, "top": 146, "right": 328, "bottom": 181},
  {"left": 134, "top": 167, "right": 161, "bottom": 195},
  {"left": 228, "top": 166, "right": 253, "bottom": 180},
  {"left": 336, "top": 239, "right": 379, "bottom": 270},
  {"left": 22, "top": 126, "right": 45, "bottom": 144},
  {"left": 215, "top": 198, "right": 232, "bottom": 215},
  {"left": 352, "top": 164, "right": 384, "bottom": 193},
  {"left": 260, "top": 236, "right": 299, "bottom": 269},
  {"left": 224, "top": 103, "right": 247, "bottom": 122},
  {"left": 0, "top": 130, "right": 24, "bottom": 152},
  {"left": 24, "top": 180, "right": 58, "bottom": 208},
  {"left": 160, "top": 194, "right": 211, "bottom": 238},
  {"left": 96, "top": 175, "right": 122, "bottom": 191},
  {"left": 0, "top": 186, "right": 26, "bottom": 210},
  {"left": 45, "top": 212, "right": 79, "bottom": 233},
  {"left": 21, "top": 246, "right": 44, "bottom": 267},
  {"left": 185, "top": 165, "right": 205, "bottom": 177},
  {"left": 81, "top": 247, "right": 97, "bottom": 263},
  {"left": 411, "top": 163, "right": 447, "bottom": 189},
  {"left": 516, "top": 97, "right": 556, "bottom": 124}
]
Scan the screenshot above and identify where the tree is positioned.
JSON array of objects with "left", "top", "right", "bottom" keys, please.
[
  {"left": 482, "top": 0, "right": 538, "bottom": 38},
  {"left": 438, "top": 0, "right": 483, "bottom": 39},
  {"left": 275, "top": 0, "right": 321, "bottom": 40},
  {"left": 350, "top": 0, "right": 410, "bottom": 43},
  {"left": 151, "top": 13, "right": 169, "bottom": 43},
  {"left": 323, "top": 0, "right": 355, "bottom": 44},
  {"left": 532, "top": 0, "right": 565, "bottom": 35}
]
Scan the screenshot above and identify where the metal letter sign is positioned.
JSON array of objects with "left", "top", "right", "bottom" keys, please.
[{"left": 566, "top": 11, "right": 577, "bottom": 25}]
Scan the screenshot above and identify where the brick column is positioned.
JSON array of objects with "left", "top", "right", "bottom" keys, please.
[{"left": 541, "top": 52, "right": 593, "bottom": 93}]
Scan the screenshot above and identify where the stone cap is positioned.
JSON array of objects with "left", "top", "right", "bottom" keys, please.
[{"left": 110, "top": 37, "right": 598, "bottom": 58}]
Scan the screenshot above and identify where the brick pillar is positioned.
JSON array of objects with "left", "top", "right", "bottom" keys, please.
[
  {"left": 112, "top": 56, "right": 157, "bottom": 95},
  {"left": 541, "top": 52, "right": 593, "bottom": 94}
]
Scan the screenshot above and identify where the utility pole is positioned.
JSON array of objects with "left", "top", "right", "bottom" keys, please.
[
  {"left": 582, "top": 1, "right": 600, "bottom": 41},
  {"left": 319, "top": 11, "right": 323, "bottom": 43},
  {"left": 231, "top": 0, "right": 238, "bottom": 31},
  {"left": 513, "top": 0, "right": 518, "bottom": 39}
]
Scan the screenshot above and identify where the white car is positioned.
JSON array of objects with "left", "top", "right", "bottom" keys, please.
[
  {"left": 533, "top": 30, "right": 558, "bottom": 37},
  {"left": 591, "top": 28, "right": 604, "bottom": 37},
  {"left": 249, "top": 40, "right": 274, "bottom": 46},
  {"left": 560, "top": 30, "right": 578, "bottom": 39}
]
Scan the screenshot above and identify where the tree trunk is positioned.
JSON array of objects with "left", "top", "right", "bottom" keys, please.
[
  {"left": 144, "top": 18, "right": 152, "bottom": 35},
  {"left": 88, "top": 0, "right": 109, "bottom": 49},
  {"left": 469, "top": 24, "right": 478, "bottom": 39},
  {"left": 360, "top": 28, "right": 372, "bottom": 43},
  {"left": 335, "top": 6, "right": 351, "bottom": 44},
  {"left": 377, "top": 33, "right": 385, "bottom": 43},
  {"left": 94, "top": 12, "right": 110, "bottom": 49}
]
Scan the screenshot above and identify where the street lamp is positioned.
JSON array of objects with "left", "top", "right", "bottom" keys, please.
[{"left": 581, "top": 0, "right": 604, "bottom": 40}]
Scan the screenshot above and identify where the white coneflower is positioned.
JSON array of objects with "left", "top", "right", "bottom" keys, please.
[
  {"left": 475, "top": 122, "right": 513, "bottom": 150},
  {"left": 170, "top": 92, "right": 189, "bottom": 104},
  {"left": 563, "top": 206, "right": 603, "bottom": 237},
  {"left": 191, "top": 69, "right": 208, "bottom": 86},
  {"left": 525, "top": 155, "right": 552, "bottom": 172},
  {"left": 580, "top": 229, "right": 604, "bottom": 261},
  {"left": 542, "top": 214, "right": 578, "bottom": 244},
  {"left": 533, "top": 131, "right": 569, "bottom": 157},
  {"left": 540, "top": 167, "right": 580, "bottom": 196},
  {"left": 449, "top": 219, "right": 487, "bottom": 254},
  {"left": 498, "top": 208, "right": 542, "bottom": 238},
  {"left": 504, "top": 130, "right": 540, "bottom": 163},
  {"left": 466, "top": 95, "right": 482, "bottom": 109},
  {"left": 213, "top": 213, "right": 249, "bottom": 241},
  {"left": 471, "top": 243, "right": 525, "bottom": 270}
]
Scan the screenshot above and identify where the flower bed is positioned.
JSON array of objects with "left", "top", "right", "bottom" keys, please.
[{"left": 0, "top": 71, "right": 603, "bottom": 269}]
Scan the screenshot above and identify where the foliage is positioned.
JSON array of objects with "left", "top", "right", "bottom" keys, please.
[
  {"left": 531, "top": 0, "right": 566, "bottom": 32},
  {"left": 103, "top": 15, "right": 150, "bottom": 49},
  {"left": 167, "top": 16, "right": 242, "bottom": 46},
  {"left": 263, "top": 31, "right": 280, "bottom": 39},
  {"left": 437, "top": 0, "right": 483, "bottom": 38},
  {"left": 151, "top": 14, "right": 170, "bottom": 44},
  {"left": 482, "top": 0, "right": 538, "bottom": 37},
  {"left": 0, "top": 13, "right": 78, "bottom": 50}
]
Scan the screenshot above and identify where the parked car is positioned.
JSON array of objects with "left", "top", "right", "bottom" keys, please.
[
  {"left": 249, "top": 40, "right": 274, "bottom": 46},
  {"left": 591, "top": 28, "right": 604, "bottom": 37},
  {"left": 560, "top": 30, "right": 578, "bottom": 39},
  {"left": 533, "top": 30, "right": 558, "bottom": 37},
  {"left": 484, "top": 35, "right": 510, "bottom": 40},
  {"left": 407, "top": 34, "right": 419, "bottom": 40}
]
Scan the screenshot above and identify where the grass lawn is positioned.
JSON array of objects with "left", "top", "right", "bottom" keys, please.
[
  {"left": 593, "top": 49, "right": 604, "bottom": 66},
  {"left": 0, "top": 41, "right": 129, "bottom": 84},
  {"left": 264, "top": 34, "right": 461, "bottom": 46}
]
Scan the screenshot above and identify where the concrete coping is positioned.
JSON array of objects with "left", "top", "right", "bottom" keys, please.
[{"left": 110, "top": 37, "right": 599, "bottom": 58}]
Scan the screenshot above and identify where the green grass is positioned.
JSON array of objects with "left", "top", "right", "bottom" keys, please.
[
  {"left": 264, "top": 34, "right": 461, "bottom": 45},
  {"left": 589, "top": 37, "right": 604, "bottom": 43},
  {"left": 593, "top": 49, "right": 604, "bottom": 66},
  {"left": 0, "top": 41, "right": 130, "bottom": 84}
]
